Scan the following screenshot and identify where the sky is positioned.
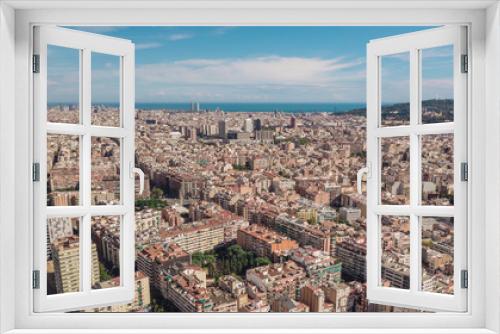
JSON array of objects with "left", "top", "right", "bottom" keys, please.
[{"left": 47, "top": 26, "right": 454, "bottom": 104}]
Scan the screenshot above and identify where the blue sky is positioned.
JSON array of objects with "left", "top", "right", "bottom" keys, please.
[{"left": 47, "top": 26, "right": 453, "bottom": 104}]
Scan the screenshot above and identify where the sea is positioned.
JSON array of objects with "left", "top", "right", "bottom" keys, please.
[
  {"left": 49, "top": 102, "right": 367, "bottom": 113},
  {"left": 136, "top": 102, "right": 366, "bottom": 113}
]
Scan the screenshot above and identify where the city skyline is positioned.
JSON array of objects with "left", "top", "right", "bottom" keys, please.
[{"left": 43, "top": 25, "right": 456, "bottom": 313}]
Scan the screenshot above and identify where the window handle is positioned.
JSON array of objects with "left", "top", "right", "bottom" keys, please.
[
  {"left": 357, "top": 165, "right": 370, "bottom": 195},
  {"left": 130, "top": 163, "right": 145, "bottom": 195}
]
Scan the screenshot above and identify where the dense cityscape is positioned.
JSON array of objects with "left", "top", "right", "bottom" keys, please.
[{"left": 45, "top": 100, "right": 455, "bottom": 313}]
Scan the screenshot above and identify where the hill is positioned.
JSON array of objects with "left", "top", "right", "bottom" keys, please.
[{"left": 344, "top": 99, "right": 453, "bottom": 123}]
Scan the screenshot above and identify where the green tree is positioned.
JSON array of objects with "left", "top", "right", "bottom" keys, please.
[
  {"left": 422, "top": 239, "right": 433, "bottom": 248},
  {"left": 192, "top": 251, "right": 218, "bottom": 277},
  {"left": 151, "top": 187, "right": 163, "bottom": 199},
  {"left": 297, "top": 137, "right": 310, "bottom": 146},
  {"left": 191, "top": 251, "right": 204, "bottom": 267},
  {"left": 99, "top": 262, "right": 111, "bottom": 282},
  {"left": 135, "top": 197, "right": 166, "bottom": 209},
  {"left": 308, "top": 217, "right": 317, "bottom": 225},
  {"left": 232, "top": 164, "right": 249, "bottom": 171},
  {"left": 255, "top": 257, "right": 271, "bottom": 267},
  {"left": 193, "top": 244, "right": 272, "bottom": 279}
]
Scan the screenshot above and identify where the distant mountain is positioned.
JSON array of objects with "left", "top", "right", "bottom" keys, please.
[{"left": 344, "top": 99, "right": 453, "bottom": 123}]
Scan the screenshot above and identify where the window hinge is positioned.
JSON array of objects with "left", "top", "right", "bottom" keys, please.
[
  {"left": 461, "top": 269, "right": 468, "bottom": 289},
  {"left": 32, "top": 270, "right": 40, "bottom": 289},
  {"left": 33, "top": 54, "right": 40, "bottom": 73},
  {"left": 32, "top": 162, "right": 40, "bottom": 182},
  {"left": 461, "top": 54, "right": 468, "bottom": 73},
  {"left": 461, "top": 162, "right": 468, "bottom": 182}
]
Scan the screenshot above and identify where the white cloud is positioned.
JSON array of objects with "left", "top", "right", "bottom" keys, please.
[
  {"left": 137, "top": 56, "right": 363, "bottom": 86},
  {"left": 47, "top": 55, "right": 371, "bottom": 103},
  {"left": 167, "top": 33, "right": 194, "bottom": 41},
  {"left": 210, "top": 27, "right": 236, "bottom": 36},
  {"left": 134, "top": 56, "right": 366, "bottom": 102},
  {"left": 422, "top": 78, "right": 453, "bottom": 99},
  {"left": 136, "top": 42, "right": 163, "bottom": 50}
]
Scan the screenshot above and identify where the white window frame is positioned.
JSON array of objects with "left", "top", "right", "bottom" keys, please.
[
  {"left": 32, "top": 26, "right": 136, "bottom": 312},
  {"left": 365, "top": 26, "right": 467, "bottom": 312},
  {"left": 0, "top": 1, "right": 499, "bottom": 334}
]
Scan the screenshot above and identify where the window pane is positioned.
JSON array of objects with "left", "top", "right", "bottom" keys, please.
[
  {"left": 91, "top": 137, "right": 121, "bottom": 205},
  {"left": 380, "top": 216, "right": 410, "bottom": 289},
  {"left": 47, "top": 217, "right": 81, "bottom": 294},
  {"left": 380, "top": 137, "right": 410, "bottom": 205},
  {"left": 380, "top": 52, "right": 410, "bottom": 126},
  {"left": 91, "top": 216, "right": 121, "bottom": 289},
  {"left": 47, "top": 45, "right": 80, "bottom": 124},
  {"left": 421, "top": 134, "right": 454, "bottom": 205},
  {"left": 91, "top": 52, "right": 121, "bottom": 127},
  {"left": 421, "top": 217, "right": 454, "bottom": 294},
  {"left": 421, "top": 45, "right": 454, "bottom": 124},
  {"left": 47, "top": 134, "right": 80, "bottom": 206}
]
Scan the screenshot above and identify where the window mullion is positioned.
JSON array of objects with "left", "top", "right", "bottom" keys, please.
[
  {"left": 81, "top": 48, "right": 92, "bottom": 293},
  {"left": 409, "top": 47, "right": 421, "bottom": 293},
  {"left": 82, "top": 48, "right": 91, "bottom": 210}
]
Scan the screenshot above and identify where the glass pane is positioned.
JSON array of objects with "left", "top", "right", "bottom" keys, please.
[
  {"left": 91, "top": 216, "right": 121, "bottom": 289},
  {"left": 380, "top": 52, "right": 410, "bottom": 126},
  {"left": 380, "top": 137, "right": 410, "bottom": 205},
  {"left": 421, "top": 134, "right": 454, "bottom": 205},
  {"left": 47, "top": 217, "right": 81, "bottom": 294},
  {"left": 380, "top": 215, "right": 410, "bottom": 289},
  {"left": 421, "top": 45, "right": 454, "bottom": 124},
  {"left": 91, "top": 137, "right": 121, "bottom": 205},
  {"left": 47, "top": 134, "right": 80, "bottom": 206},
  {"left": 47, "top": 45, "right": 80, "bottom": 124},
  {"left": 91, "top": 52, "right": 121, "bottom": 127},
  {"left": 421, "top": 217, "right": 454, "bottom": 294}
]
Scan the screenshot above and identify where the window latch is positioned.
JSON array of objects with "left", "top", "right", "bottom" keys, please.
[
  {"left": 356, "top": 162, "right": 371, "bottom": 195},
  {"left": 130, "top": 162, "right": 145, "bottom": 195}
]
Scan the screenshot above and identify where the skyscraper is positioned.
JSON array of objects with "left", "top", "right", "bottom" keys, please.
[
  {"left": 191, "top": 102, "right": 200, "bottom": 112},
  {"left": 51, "top": 237, "right": 99, "bottom": 294},
  {"left": 218, "top": 119, "right": 228, "bottom": 139},
  {"left": 253, "top": 118, "right": 262, "bottom": 131},
  {"left": 243, "top": 118, "right": 254, "bottom": 133}
]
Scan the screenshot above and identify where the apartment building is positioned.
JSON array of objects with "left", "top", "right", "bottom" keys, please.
[
  {"left": 160, "top": 219, "right": 225, "bottom": 254},
  {"left": 271, "top": 295, "right": 309, "bottom": 312},
  {"left": 290, "top": 246, "right": 342, "bottom": 284},
  {"left": 237, "top": 224, "right": 298, "bottom": 260},
  {"left": 335, "top": 237, "right": 366, "bottom": 282},
  {"left": 84, "top": 272, "right": 151, "bottom": 312},
  {"left": 273, "top": 214, "right": 331, "bottom": 253},
  {"left": 136, "top": 242, "right": 189, "bottom": 290},
  {"left": 299, "top": 282, "right": 351, "bottom": 313},
  {"left": 300, "top": 285, "right": 325, "bottom": 312},
  {"left": 207, "top": 287, "right": 238, "bottom": 312},
  {"left": 46, "top": 217, "right": 76, "bottom": 258},
  {"left": 323, "top": 282, "right": 351, "bottom": 312},
  {"left": 92, "top": 216, "right": 121, "bottom": 269},
  {"left": 381, "top": 264, "right": 410, "bottom": 289},
  {"left": 160, "top": 265, "right": 213, "bottom": 312},
  {"left": 51, "top": 236, "right": 99, "bottom": 294},
  {"left": 167, "top": 172, "right": 205, "bottom": 201},
  {"left": 246, "top": 261, "right": 307, "bottom": 301}
]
